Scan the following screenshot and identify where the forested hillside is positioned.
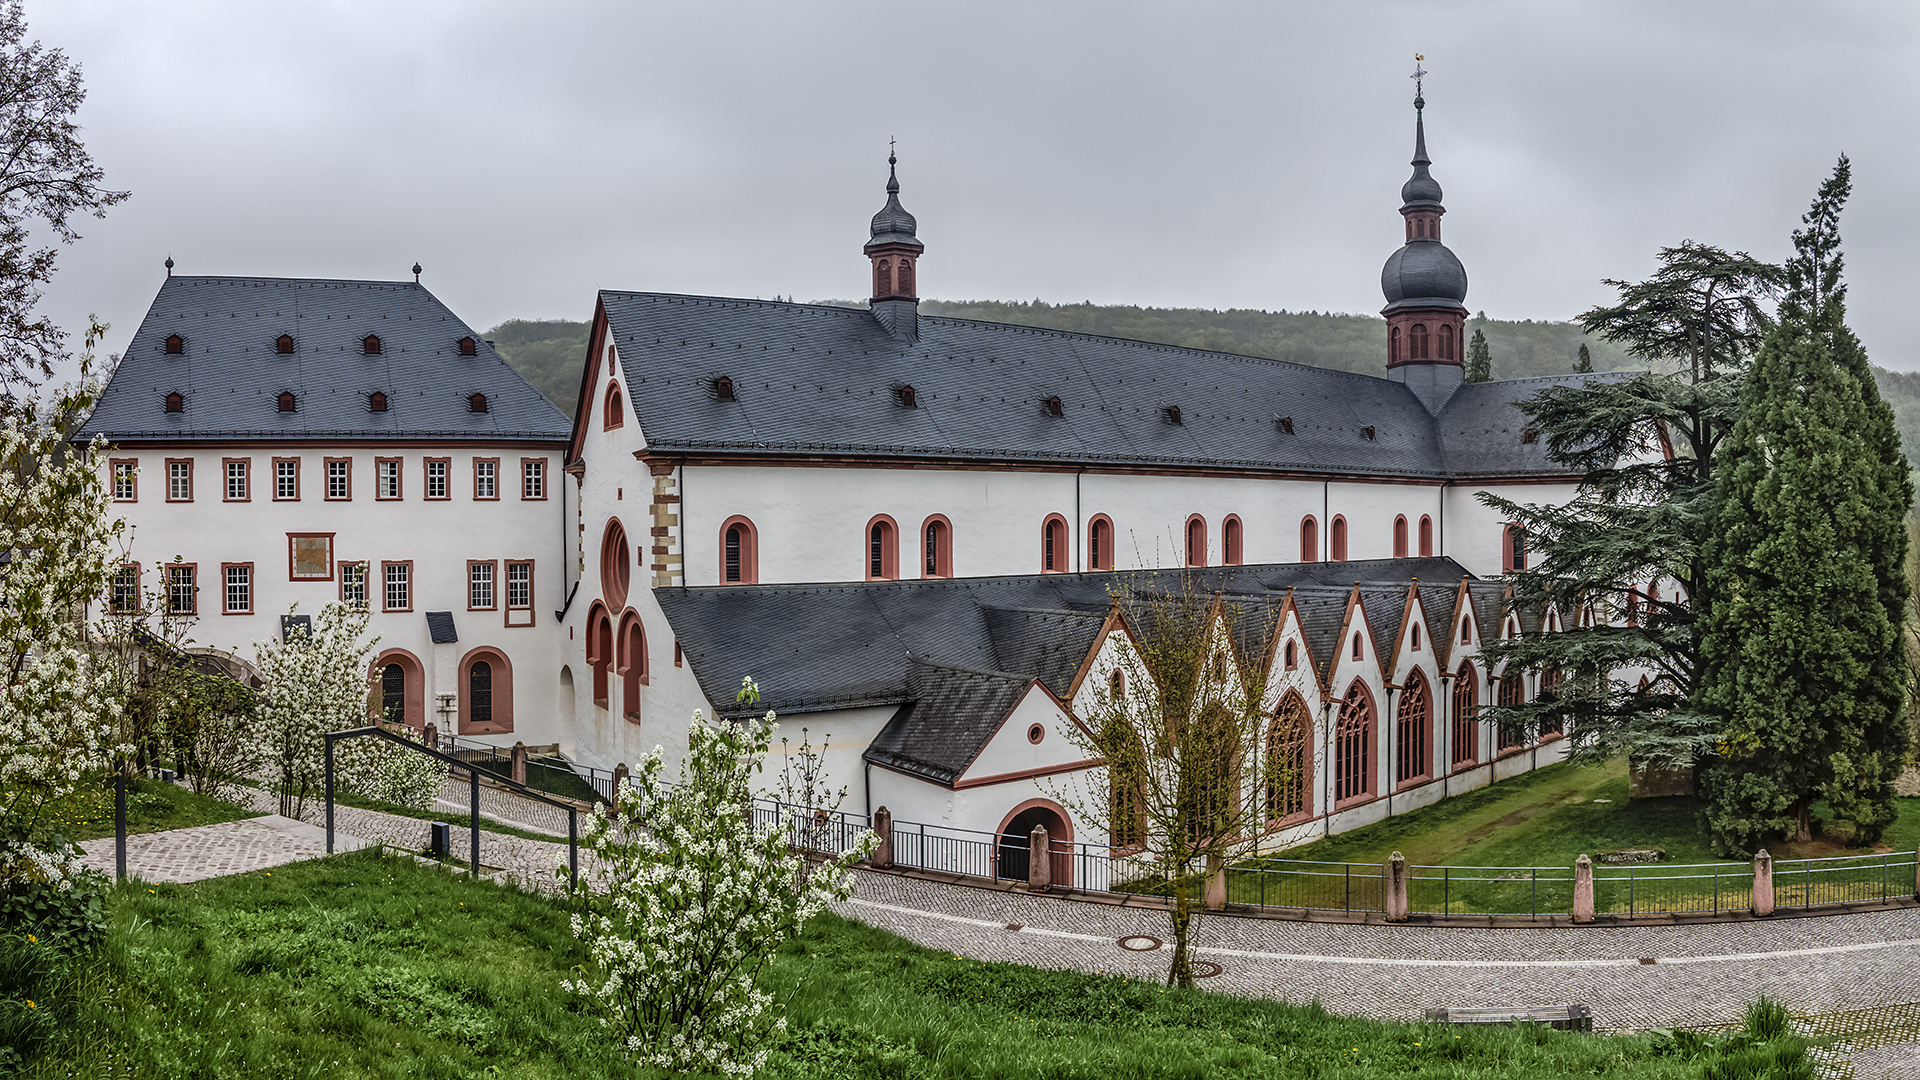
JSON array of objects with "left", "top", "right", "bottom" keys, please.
[{"left": 489, "top": 301, "right": 1920, "bottom": 457}]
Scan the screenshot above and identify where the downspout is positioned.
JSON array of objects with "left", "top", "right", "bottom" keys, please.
[
  {"left": 1321, "top": 698, "right": 1335, "bottom": 839},
  {"left": 1383, "top": 684, "right": 1397, "bottom": 820},
  {"left": 1075, "top": 468, "right": 1085, "bottom": 572},
  {"left": 1438, "top": 481, "right": 1447, "bottom": 559},
  {"left": 864, "top": 759, "right": 872, "bottom": 821},
  {"left": 677, "top": 462, "right": 687, "bottom": 587},
  {"left": 1322, "top": 480, "right": 1330, "bottom": 561}
]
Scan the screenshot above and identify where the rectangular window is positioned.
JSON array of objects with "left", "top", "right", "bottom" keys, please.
[
  {"left": 424, "top": 458, "right": 449, "bottom": 500},
  {"left": 110, "top": 459, "right": 137, "bottom": 502},
  {"left": 376, "top": 457, "right": 402, "bottom": 500},
  {"left": 325, "top": 458, "right": 351, "bottom": 500},
  {"left": 468, "top": 560, "right": 496, "bottom": 610},
  {"left": 223, "top": 563, "right": 253, "bottom": 614},
  {"left": 382, "top": 561, "right": 411, "bottom": 612},
  {"left": 473, "top": 458, "right": 498, "bottom": 500},
  {"left": 167, "top": 563, "right": 196, "bottom": 615},
  {"left": 223, "top": 458, "right": 250, "bottom": 502},
  {"left": 273, "top": 458, "right": 300, "bottom": 500},
  {"left": 339, "top": 561, "right": 368, "bottom": 605},
  {"left": 521, "top": 458, "right": 546, "bottom": 500},
  {"left": 166, "top": 459, "right": 193, "bottom": 502},
  {"left": 288, "top": 533, "right": 334, "bottom": 580},
  {"left": 110, "top": 564, "right": 140, "bottom": 613},
  {"left": 506, "top": 560, "right": 532, "bottom": 609}
]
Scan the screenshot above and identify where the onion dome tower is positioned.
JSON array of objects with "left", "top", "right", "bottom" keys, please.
[
  {"left": 1381, "top": 64, "right": 1469, "bottom": 413},
  {"left": 866, "top": 148, "right": 924, "bottom": 341}
]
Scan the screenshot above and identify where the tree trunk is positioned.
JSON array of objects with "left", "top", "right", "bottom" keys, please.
[
  {"left": 1167, "top": 877, "right": 1195, "bottom": 989},
  {"left": 1789, "top": 798, "right": 1811, "bottom": 844}
]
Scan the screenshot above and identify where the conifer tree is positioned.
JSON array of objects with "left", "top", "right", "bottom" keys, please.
[
  {"left": 1698, "top": 157, "right": 1912, "bottom": 852},
  {"left": 1574, "top": 343, "right": 1593, "bottom": 373},
  {"left": 1464, "top": 327, "right": 1492, "bottom": 382}
]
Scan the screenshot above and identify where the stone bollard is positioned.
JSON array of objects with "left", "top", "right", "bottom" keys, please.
[
  {"left": 1752, "top": 849, "right": 1775, "bottom": 917},
  {"left": 609, "top": 763, "right": 629, "bottom": 821},
  {"left": 1205, "top": 859, "right": 1227, "bottom": 912},
  {"left": 510, "top": 740, "right": 528, "bottom": 786},
  {"left": 871, "top": 806, "right": 893, "bottom": 868},
  {"left": 1572, "top": 854, "right": 1595, "bottom": 923},
  {"left": 1385, "top": 851, "right": 1409, "bottom": 922},
  {"left": 424, "top": 722, "right": 439, "bottom": 750},
  {"left": 1028, "top": 824, "right": 1052, "bottom": 890}
]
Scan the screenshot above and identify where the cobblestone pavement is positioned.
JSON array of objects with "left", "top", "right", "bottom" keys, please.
[{"left": 76, "top": 815, "right": 367, "bottom": 883}]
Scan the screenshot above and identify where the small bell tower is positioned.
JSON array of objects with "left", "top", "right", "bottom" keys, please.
[
  {"left": 865, "top": 145, "right": 924, "bottom": 341},
  {"left": 1380, "top": 58, "right": 1470, "bottom": 413}
]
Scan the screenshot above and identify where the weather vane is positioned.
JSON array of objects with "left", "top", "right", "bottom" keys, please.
[{"left": 1411, "top": 54, "right": 1427, "bottom": 109}]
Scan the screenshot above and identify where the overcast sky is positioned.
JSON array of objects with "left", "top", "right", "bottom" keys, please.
[{"left": 29, "top": 1, "right": 1920, "bottom": 371}]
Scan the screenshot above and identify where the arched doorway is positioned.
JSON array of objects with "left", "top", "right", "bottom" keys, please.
[{"left": 996, "top": 800, "right": 1073, "bottom": 886}]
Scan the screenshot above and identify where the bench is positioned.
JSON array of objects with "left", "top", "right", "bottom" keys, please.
[{"left": 1425, "top": 1005, "right": 1593, "bottom": 1032}]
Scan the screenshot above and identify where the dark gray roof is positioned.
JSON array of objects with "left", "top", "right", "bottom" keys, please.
[
  {"left": 599, "top": 292, "right": 1590, "bottom": 479},
  {"left": 79, "top": 276, "right": 571, "bottom": 444},
  {"left": 1400, "top": 110, "right": 1444, "bottom": 208},
  {"left": 425, "top": 612, "right": 458, "bottom": 644},
  {"left": 656, "top": 557, "right": 1474, "bottom": 787},
  {"left": 1380, "top": 241, "right": 1467, "bottom": 310},
  {"left": 866, "top": 155, "right": 920, "bottom": 250},
  {"left": 1432, "top": 372, "right": 1632, "bottom": 477}
]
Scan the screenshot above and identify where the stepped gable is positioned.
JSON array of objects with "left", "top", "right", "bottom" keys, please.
[
  {"left": 1434, "top": 372, "right": 1632, "bottom": 476},
  {"left": 79, "top": 276, "right": 570, "bottom": 444},
  {"left": 598, "top": 291, "right": 1582, "bottom": 481},
  {"left": 865, "top": 661, "right": 1035, "bottom": 786}
]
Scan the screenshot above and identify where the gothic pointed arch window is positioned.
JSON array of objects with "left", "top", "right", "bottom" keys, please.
[
  {"left": 1411, "top": 323, "right": 1430, "bottom": 360},
  {"left": 1452, "top": 661, "right": 1479, "bottom": 766},
  {"left": 1496, "top": 671, "right": 1527, "bottom": 753},
  {"left": 1265, "top": 692, "right": 1312, "bottom": 824},
  {"left": 1334, "top": 681, "right": 1375, "bottom": 803},
  {"left": 1396, "top": 669, "right": 1433, "bottom": 785}
]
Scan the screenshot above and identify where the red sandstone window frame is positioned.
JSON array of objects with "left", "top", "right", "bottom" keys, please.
[
  {"left": 1041, "top": 513, "right": 1069, "bottom": 574},
  {"left": 220, "top": 562, "right": 254, "bottom": 615},
  {"left": 165, "top": 458, "right": 193, "bottom": 502},
  {"left": 1330, "top": 515, "right": 1348, "bottom": 562},
  {"left": 865, "top": 515, "right": 899, "bottom": 581},
  {"left": 221, "top": 457, "right": 252, "bottom": 503},
  {"left": 1087, "top": 514, "right": 1115, "bottom": 571},
  {"left": 110, "top": 458, "right": 137, "bottom": 502},
  {"left": 1395, "top": 669, "right": 1434, "bottom": 789},
  {"left": 1333, "top": 680, "right": 1376, "bottom": 807},
  {"left": 338, "top": 561, "right": 369, "bottom": 605},
  {"left": 504, "top": 559, "right": 535, "bottom": 627},
  {"left": 458, "top": 646, "right": 514, "bottom": 734},
  {"left": 1184, "top": 514, "right": 1207, "bottom": 568},
  {"left": 109, "top": 562, "right": 141, "bottom": 614},
  {"left": 920, "top": 514, "right": 953, "bottom": 578},
  {"left": 1300, "top": 515, "right": 1318, "bottom": 562},
  {"left": 375, "top": 456, "right": 403, "bottom": 501},
  {"left": 1393, "top": 515, "right": 1409, "bottom": 558},
  {"left": 520, "top": 458, "right": 547, "bottom": 500},
  {"left": 272, "top": 457, "right": 301, "bottom": 501},
  {"left": 166, "top": 562, "right": 197, "bottom": 616},
  {"left": 1223, "top": 514, "right": 1244, "bottom": 565},
  {"left": 381, "top": 560, "right": 414, "bottom": 613},
  {"left": 1452, "top": 661, "right": 1480, "bottom": 768},
  {"left": 720, "top": 515, "right": 759, "bottom": 584},
  {"left": 467, "top": 559, "right": 498, "bottom": 611},
  {"left": 603, "top": 382, "right": 624, "bottom": 430},
  {"left": 324, "top": 457, "right": 352, "bottom": 501},
  {"left": 423, "top": 457, "right": 450, "bottom": 500},
  {"left": 1419, "top": 514, "right": 1434, "bottom": 557},
  {"left": 472, "top": 457, "right": 500, "bottom": 500},
  {"left": 1502, "top": 523, "right": 1527, "bottom": 572}
]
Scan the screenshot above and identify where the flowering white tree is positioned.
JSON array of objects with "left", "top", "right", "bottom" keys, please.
[
  {"left": 564, "top": 679, "right": 877, "bottom": 1076},
  {"left": 252, "top": 601, "right": 376, "bottom": 817},
  {"left": 336, "top": 725, "right": 448, "bottom": 810},
  {"left": 0, "top": 381, "right": 126, "bottom": 889}
]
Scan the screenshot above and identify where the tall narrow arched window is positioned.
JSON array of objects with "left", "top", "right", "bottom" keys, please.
[
  {"left": 1352, "top": 632, "right": 1364, "bottom": 660},
  {"left": 1496, "top": 672, "right": 1526, "bottom": 753},
  {"left": 1396, "top": 669, "right": 1432, "bottom": 785},
  {"left": 1438, "top": 324, "right": 1454, "bottom": 361},
  {"left": 1300, "top": 516, "right": 1318, "bottom": 562},
  {"left": 1222, "top": 515, "right": 1243, "bottom": 565},
  {"left": 1389, "top": 326, "right": 1401, "bottom": 364},
  {"left": 1503, "top": 524, "right": 1527, "bottom": 572},
  {"left": 1330, "top": 516, "right": 1348, "bottom": 561},
  {"left": 619, "top": 615, "right": 647, "bottom": 723},
  {"left": 719, "top": 516, "right": 757, "bottom": 584},
  {"left": 1418, "top": 515, "right": 1434, "bottom": 557},
  {"left": 874, "top": 258, "right": 891, "bottom": 297},
  {"left": 1041, "top": 514, "right": 1069, "bottom": 573},
  {"left": 1393, "top": 515, "right": 1409, "bottom": 558},
  {"left": 1284, "top": 640, "right": 1298, "bottom": 669},
  {"left": 1411, "top": 323, "right": 1429, "bottom": 360},
  {"left": 1109, "top": 668, "right": 1125, "bottom": 700},
  {"left": 1334, "top": 681, "right": 1375, "bottom": 803},
  {"left": 587, "top": 603, "right": 614, "bottom": 708},
  {"left": 469, "top": 661, "right": 493, "bottom": 725},
  {"left": 1264, "top": 693, "right": 1312, "bottom": 824},
  {"left": 380, "top": 663, "right": 406, "bottom": 722},
  {"left": 866, "top": 516, "right": 898, "bottom": 580},
  {"left": 1088, "top": 515, "right": 1114, "bottom": 571},
  {"left": 604, "top": 383, "right": 624, "bottom": 430},
  {"left": 1452, "top": 662, "right": 1479, "bottom": 765},
  {"left": 1185, "top": 515, "right": 1206, "bottom": 567},
  {"left": 896, "top": 257, "right": 914, "bottom": 296},
  {"left": 922, "top": 515, "right": 953, "bottom": 578}
]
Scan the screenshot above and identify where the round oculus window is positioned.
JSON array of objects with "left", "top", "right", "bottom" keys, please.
[{"left": 1027, "top": 723, "right": 1045, "bottom": 745}]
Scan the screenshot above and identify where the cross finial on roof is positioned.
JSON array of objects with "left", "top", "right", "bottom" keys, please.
[{"left": 1411, "top": 54, "right": 1427, "bottom": 111}]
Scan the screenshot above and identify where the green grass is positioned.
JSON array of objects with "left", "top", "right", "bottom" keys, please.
[
  {"left": 37, "top": 774, "right": 260, "bottom": 843},
  {"left": 18, "top": 849, "right": 1798, "bottom": 1079}
]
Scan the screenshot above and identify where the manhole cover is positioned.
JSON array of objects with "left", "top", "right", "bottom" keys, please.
[
  {"left": 1191, "top": 960, "right": 1224, "bottom": 978},
  {"left": 1117, "top": 935, "right": 1163, "bottom": 952}
]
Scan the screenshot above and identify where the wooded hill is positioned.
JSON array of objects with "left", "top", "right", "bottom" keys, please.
[{"left": 489, "top": 300, "right": 1920, "bottom": 458}]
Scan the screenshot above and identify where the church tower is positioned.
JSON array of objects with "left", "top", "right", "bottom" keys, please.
[
  {"left": 866, "top": 150, "right": 923, "bottom": 341},
  {"left": 1381, "top": 69, "right": 1469, "bottom": 413}
]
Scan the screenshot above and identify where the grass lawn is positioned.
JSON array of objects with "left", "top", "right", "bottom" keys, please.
[
  {"left": 37, "top": 773, "right": 260, "bottom": 843},
  {"left": 16, "top": 849, "right": 1796, "bottom": 1079}
]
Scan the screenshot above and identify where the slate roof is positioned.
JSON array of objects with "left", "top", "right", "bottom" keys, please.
[
  {"left": 656, "top": 556, "right": 1476, "bottom": 787},
  {"left": 598, "top": 292, "right": 1611, "bottom": 480},
  {"left": 79, "top": 276, "right": 572, "bottom": 444}
]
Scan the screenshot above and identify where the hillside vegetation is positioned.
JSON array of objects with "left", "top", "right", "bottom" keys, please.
[{"left": 489, "top": 301, "right": 1920, "bottom": 457}]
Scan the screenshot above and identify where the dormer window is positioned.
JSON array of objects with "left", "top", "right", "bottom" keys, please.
[
  {"left": 164, "top": 391, "right": 184, "bottom": 413},
  {"left": 276, "top": 334, "right": 294, "bottom": 354},
  {"left": 362, "top": 335, "right": 382, "bottom": 355},
  {"left": 276, "top": 391, "right": 297, "bottom": 413},
  {"left": 468, "top": 393, "right": 489, "bottom": 413},
  {"left": 164, "top": 334, "right": 183, "bottom": 355},
  {"left": 895, "top": 385, "right": 916, "bottom": 408},
  {"left": 714, "top": 376, "right": 735, "bottom": 401},
  {"left": 1278, "top": 416, "right": 1294, "bottom": 434},
  {"left": 458, "top": 336, "right": 477, "bottom": 356},
  {"left": 1522, "top": 428, "right": 1539, "bottom": 445},
  {"left": 1045, "top": 395, "right": 1063, "bottom": 417},
  {"left": 1164, "top": 405, "right": 1183, "bottom": 425},
  {"left": 368, "top": 391, "right": 388, "bottom": 412},
  {"left": 1362, "top": 425, "right": 1376, "bottom": 441}
]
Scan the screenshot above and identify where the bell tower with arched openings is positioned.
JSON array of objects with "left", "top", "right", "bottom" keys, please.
[
  {"left": 1380, "top": 61, "right": 1469, "bottom": 413},
  {"left": 865, "top": 147, "right": 924, "bottom": 341}
]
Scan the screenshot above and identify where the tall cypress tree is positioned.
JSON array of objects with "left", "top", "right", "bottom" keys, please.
[
  {"left": 1699, "top": 157, "right": 1913, "bottom": 852},
  {"left": 1464, "top": 327, "right": 1492, "bottom": 382},
  {"left": 1574, "top": 343, "right": 1593, "bottom": 373}
]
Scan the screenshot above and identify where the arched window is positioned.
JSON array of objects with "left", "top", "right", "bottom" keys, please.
[
  {"left": 164, "top": 334, "right": 184, "bottom": 355},
  {"left": 1352, "top": 632, "right": 1364, "bottom": 660},
  {"left": 720, "top": 516, "right": 758, "bottom": 584},
  {"left": 277, "top": 391, "right": 296, "bottom": 413},
  {"left": 276, "top": 334, "right": 294, "bottom": 354},
  {"left": 1222, "top": 515, "right": 1243, "bottom": 566},
  {"left": 380, "top": 663, "right": 406, "bottom": 721},
  {"left": 1503, "top": 524, "right": 1527, "bottom": 572},
  {"left": 459, "top": 647, "right": 513, "bottom": 733},
  {"left": 1411, "top": 623, "right": 1422, "bottom": 650},
  {"left": 1300, "top": 516, "right": 1318, "bottom": 562},
  {"left": 618, "top": 613, "right": 647, "bottom": 723},
  {"left": 1330, "top": 516, "right": 1348, "bottom": 561},
  {"left": 896, "top": 257, "right": 914, "bottom": 296},
  {"left": 922, "top": 515, "right": 953, "bottom": 578},
  {"left": 603, "top": 383, "right": 624, "bottom": 430},
  {"left": 1087, "top": 515, "right": 1114, "bottom": 571},
  {"left": 874, "top": 258, "right": 891, "bottom": 297},
  {"left": 1334, "top": 681, "right": 1375, "bottom": 803},
  {"left": 468, "top": 393, "right": 489, "bottom": 414},
  {"left": 1108, "top": 668, "right": 1125, "bottom": 700},
  {"left": 1496, "top": 672, "right": 1526, "bottom": 753},
  {"left": 164, "top": 391, "right": 184, "bottom": 413},
  {"left": 1396, "top": 669, "right": 1432, "bottom": 785},
  {"left": 1284, "top": 640, "right": 1298, "bottom": 670},
  {"left": 1539, "top": 668, "right": 1565, "bottom": 736},
  {"left": 369, "top": 649, "right": 425, "bottom": 726},
  {"left": 1411, "top": 323, "right": 1429, "bottom": 360},
  {"left": 1418, "top": 515, "right": 1434, "bottom": 557},
  {"left": 1041, "top": 514, "right": 1069, "bottom": 573},
  {"left": 1461, "top": 613, "right": 1472, "bottom": 644},
  {"left": 362, "top": 335, "right": 382, "bottom": 355},
  {"left": 1452, "top": 662, "right": 1479, "bottom": 765},
  {"left": 866, "top": 515, "right": 898, "bottom": 580},
  {"left": 458, "top": 336, "right": 477, "bottom": 356},
  {"left": 600, "top": 520, "right": 631, "bottom": 609},
  {"left": 1389, "top": 326, "right": 1400, "bottom": 364},
  {"left": 1185, "top": 515, "right": 1206, "bottom": 567},
  {"left": 1393, "top": 515, "right": 1409, "bottom": 558},
  {"left": 587, "top": 605, "right": 614, "bottom": 707},
  {"left": 1438, "top": 324, "right": 1454, "bottom": 361},
  {"left": 1265, "top": 693, "right": 1312, "bottom": 824}
]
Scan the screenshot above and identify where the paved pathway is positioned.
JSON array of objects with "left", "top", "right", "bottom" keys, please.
[{"left": 76, "top": 814, "right": 367, "bottom": 883}]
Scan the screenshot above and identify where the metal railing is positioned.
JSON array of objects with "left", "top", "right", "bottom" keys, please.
[
  {"left": 1593, "top": 861, "right": 1753, "bottom": 917},
  {"left": 1775, "top": 850, "right": 1913, "bottom": 909}
]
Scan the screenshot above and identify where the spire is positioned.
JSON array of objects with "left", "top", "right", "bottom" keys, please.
[
  {"left": 1399, "top": 56, "right": 1443, "bottom": 209},
  {"left": 868, "top": 144, "right": 919, "bottom": 248},
  {"left": 865, "top": 143, "right": 923, "bottom": 341}
]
